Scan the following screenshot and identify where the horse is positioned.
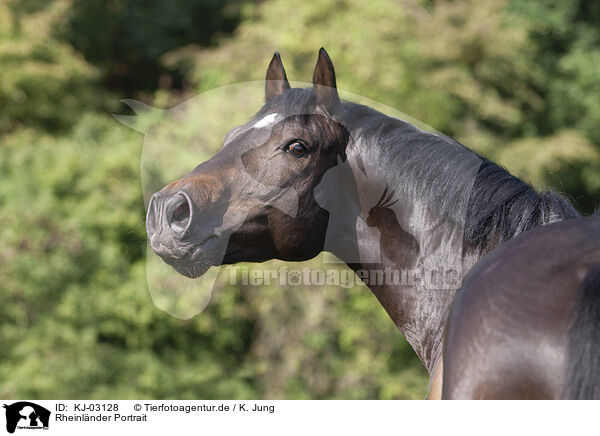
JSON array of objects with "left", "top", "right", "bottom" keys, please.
[
  {"left": 145, "top": 47, "right": 581, "bottom": 399},
  {"left": 443, "top": 217, "right": 600, "bottom": 399}
]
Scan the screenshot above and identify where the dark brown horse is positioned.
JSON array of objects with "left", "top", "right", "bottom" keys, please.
[
  {"left": 146, "top": 48, "right": 588, "bottom": 398},
  {"left": 443, "top": 217, "right": 600, "bottom": 399}
]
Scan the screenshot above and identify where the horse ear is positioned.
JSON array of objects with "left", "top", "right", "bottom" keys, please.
[
  {"left": 265, "top": 51, "right": 291, "bottom": 102},
  {"left": 312, "top": 47, "right": 341, "bottom": 116}
]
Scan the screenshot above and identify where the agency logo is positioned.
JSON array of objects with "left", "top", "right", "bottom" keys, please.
[{"left": 3, "top": 402, "right": 50, "bottom": 434}]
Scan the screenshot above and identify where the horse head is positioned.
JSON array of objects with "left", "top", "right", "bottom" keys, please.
[{"left": 145, "top": 48, "right": 352, "bottom": 277}]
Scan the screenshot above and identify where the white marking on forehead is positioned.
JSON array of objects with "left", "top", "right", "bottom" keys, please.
[{"left": 253, "top": 113, "right": 279, "bottom": 129}]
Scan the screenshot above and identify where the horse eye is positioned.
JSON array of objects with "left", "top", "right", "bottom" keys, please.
[{"left": 287, "top": 141, "right": 307, "bottom": 157}]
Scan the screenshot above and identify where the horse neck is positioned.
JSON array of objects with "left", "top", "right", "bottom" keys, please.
[
  {"left": 329, "top": 147, "right": 477, "bottom": 374},
  {"left": 335, "top": 110, "right": 579, "bottom": 374}
]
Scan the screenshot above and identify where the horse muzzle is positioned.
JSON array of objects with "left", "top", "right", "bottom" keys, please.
[{"left": 146, "top": 190, "right": 194, "bottom": 258}]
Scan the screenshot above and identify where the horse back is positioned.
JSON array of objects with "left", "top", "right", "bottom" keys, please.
[{"left": 443, "top": 217, "right": 600, "bottom": 399}]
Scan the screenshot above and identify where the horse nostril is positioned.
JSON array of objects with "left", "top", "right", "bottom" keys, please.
[
  {"left": 172, "top": 202, "right": 190, "bottom": 229},
  {"left": 167, "top": 192, "right": 192, "bottom": 234}
]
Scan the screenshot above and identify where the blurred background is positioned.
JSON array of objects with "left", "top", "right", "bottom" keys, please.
[{"left": 1, "top": 0, "right": 599, "bottom": 399}]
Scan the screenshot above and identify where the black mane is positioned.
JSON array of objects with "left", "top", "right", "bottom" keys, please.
[
  {"left": 464, "top": 158, "right": 580, "bottom": 252},
  {"left": 341, "top": 100, "right": 580, "bottom": 252}
]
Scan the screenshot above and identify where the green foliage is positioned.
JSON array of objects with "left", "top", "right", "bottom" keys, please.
[
  {"left": 1, "top": 0, "right": 599, "bottom": 400},
  {"left": 0, "top": 1, "right": 110, "bottom": 134}
]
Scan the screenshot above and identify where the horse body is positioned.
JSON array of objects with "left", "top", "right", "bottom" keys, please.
[
  {"left": 145, "top": 48, "right": 592, "bottom": 398},
  {"left": 443, "top": 218, "right": 600, "bottom": 399}
]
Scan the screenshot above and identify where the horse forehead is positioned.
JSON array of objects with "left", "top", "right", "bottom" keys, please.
[{"left": 222, "top": 113, "right": 281, "bottom": 149}]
